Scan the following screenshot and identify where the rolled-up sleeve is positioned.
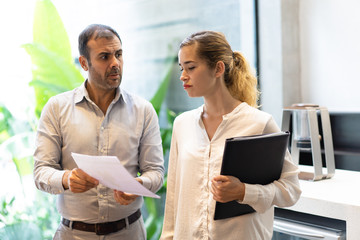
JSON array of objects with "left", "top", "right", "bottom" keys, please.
[
  {"left": 240, "top": 117, "right": 302, "bottom": 213},
  {"left": 138, "top": 103, "right": 165, "bottom": 193},
  {"left": 33, "top": 97, "right": 66, "bottom": 195}
]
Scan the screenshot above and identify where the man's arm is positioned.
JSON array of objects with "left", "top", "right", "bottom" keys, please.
[
  {"left": 33, "top": 97, "right": 67, "bottom": 195},
  {"left": 137, "top": 103, "right": 165, "bottom": 193},
  {"left": 33, "top": 97, "right": 99, "bottom": 195}
]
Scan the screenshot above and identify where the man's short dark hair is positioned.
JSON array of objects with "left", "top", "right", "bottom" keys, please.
[{"left": 78, "top": 24, "right": 122, "bottom": 64}]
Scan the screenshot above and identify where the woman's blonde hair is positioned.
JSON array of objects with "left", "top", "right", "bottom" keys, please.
[{"left": 180, "top": 31, "right": 260, "bottom": 107}]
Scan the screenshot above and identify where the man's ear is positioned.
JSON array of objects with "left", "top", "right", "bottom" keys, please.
[
  {"left": 79, "top": 56, "right": 89, "bottom": 71},
  {"left": 215, "top": 61, "right": 225, "bottom": 78}
]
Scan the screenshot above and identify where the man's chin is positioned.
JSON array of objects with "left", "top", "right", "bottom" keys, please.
[{"left": 108, "top": 78, "right": 121, "bottom": 87}]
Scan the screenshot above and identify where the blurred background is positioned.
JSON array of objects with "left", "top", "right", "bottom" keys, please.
[{"left": 0, "top": 0, "right": 359, "bottom": 239}]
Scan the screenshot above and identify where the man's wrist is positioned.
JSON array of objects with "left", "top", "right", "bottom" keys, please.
[
  {"left": 238, "top": 182, "right": 245, "bottom": 201},
  {"left": 62, "top": 170, "right": 70, "bottom": 190}
]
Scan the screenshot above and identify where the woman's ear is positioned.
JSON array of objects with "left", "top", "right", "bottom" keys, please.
[
  {"left": 215, "top": 61, "right": 225, "bottom": 78},
  {"left": 79, "top": 56, "right": 89, "bottom": 71}
]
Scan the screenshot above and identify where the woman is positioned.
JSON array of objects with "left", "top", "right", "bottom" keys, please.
[{"left": 160, "top": 31, "right": 301, "bottom": 240}]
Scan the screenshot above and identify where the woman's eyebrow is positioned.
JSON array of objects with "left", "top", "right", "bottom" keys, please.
[{"left": 180, "top": 60, "right": 195, "bottom": 66}]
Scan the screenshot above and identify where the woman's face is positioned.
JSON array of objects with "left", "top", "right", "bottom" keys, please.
[{"left": 178, "top": 44, "right": 217, "bottom": 98}]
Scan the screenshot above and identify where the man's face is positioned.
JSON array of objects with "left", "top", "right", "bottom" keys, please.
[{"left": 84, "top": 36, "right": 123, "bottom": 92}]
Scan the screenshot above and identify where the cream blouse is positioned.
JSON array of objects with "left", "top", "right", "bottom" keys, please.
[{"left": 160, "top": 102, "right": 301, "bottom": 240}]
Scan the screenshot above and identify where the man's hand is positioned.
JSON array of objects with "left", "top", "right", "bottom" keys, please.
[
  {"left": 62, "top": 168, "right": 99, "bottom": 193},
  {"left": 211, "top": 175, "right": 245, "bottom": 203},
  {"left": 114, "top": 178, "right": 143, "bottom": 205}
]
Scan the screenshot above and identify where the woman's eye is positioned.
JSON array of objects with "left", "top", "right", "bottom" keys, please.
[{"left": 179, "top": 66, "right": 195, "bottom": 72}]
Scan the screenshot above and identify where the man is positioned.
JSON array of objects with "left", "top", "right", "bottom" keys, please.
[{"left": 33, "top": 24, "right": 164, "bottom": 239}]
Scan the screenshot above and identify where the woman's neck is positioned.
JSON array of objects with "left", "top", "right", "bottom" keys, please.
[{"left": 203, "top": 88, "right": 241, "bottom": 118}]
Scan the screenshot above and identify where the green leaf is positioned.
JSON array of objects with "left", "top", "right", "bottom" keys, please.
[
  {"left": 23, "top": 43, "right": 83, "bottom": 88},
  {"left": 0, "top": 132, "right": 36, "bottom": 181},
  {"left": 0, "top": 132, "right": 35, "bottom": 160},
  {"left": 0, "top": 197, "right": 15, "bottom": 221},
  {"left": 22, "top": 43, "right": 83, "bottom": 118},
  {"left": 33, "top": 0, "right": 72, "bottom": 63},
  {"left": 150, "top": 56, "right": 177, "bottom": 114},
  {"left": 144, "top": 197, "right": 157, "bottom": 217},
  {"left": 0, "top": 221, "right": 42, "bottom": 240},
  {"left": 166, "top": 109, "right": 177, "bottom": 125},
  {"left": 13, "top": 156, "right": 34, "bottom": 177},
  {"left": 0, "top": 104, "right": 14, "bottom": 137},
  {"left": 23, "top": 0, "right": 84, "bottom": 119}
]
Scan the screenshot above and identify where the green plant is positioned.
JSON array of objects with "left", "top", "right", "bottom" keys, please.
[
  {"left": 22, "top": 0, "right": 83, "bottom": 118},
  {"left": 0, "top": 193, "right": 58, "bottom": 240},
  {"left": 0, "top": 105, "right": 14, "bottom": 143},
  {"left": 0, "top": 0, "right": 85, "bottom": 239},
  {"left": 144, "top": 56, "right": 177, "bottom": 239}
]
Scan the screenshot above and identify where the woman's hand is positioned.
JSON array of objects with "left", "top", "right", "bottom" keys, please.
[{"left": 211, "top": 175, "right": 245, "bottom": 203}]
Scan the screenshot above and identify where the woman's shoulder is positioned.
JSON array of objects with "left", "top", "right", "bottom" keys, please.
[
  {"left": 240, "top": 103, "right": 280, "bottom": 132},
  {"left": 238, "top": 102, "right": 272, "bottom": 119},
  {"left": 174, "top": 106, "right": 202, "bottom": 125}
]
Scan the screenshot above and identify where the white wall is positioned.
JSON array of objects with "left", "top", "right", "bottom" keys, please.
[
  {"left": 259, "top": 0, "right": 360, "bottom": 126},
  {"left": 299, "top": 0, "right": 360, "bottom": 112}
]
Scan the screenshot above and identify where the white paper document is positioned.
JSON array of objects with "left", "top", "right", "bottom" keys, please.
[{"left": 71, "top": 152, "right": 160, "bottom": 199}]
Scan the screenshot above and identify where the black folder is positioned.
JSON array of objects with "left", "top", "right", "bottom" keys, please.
[{"left": 214, "top": 131, "right": 290, "bottom": 220}]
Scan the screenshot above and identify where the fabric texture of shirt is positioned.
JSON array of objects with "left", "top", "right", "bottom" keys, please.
[
  {"left": 33, "top": 81, "right": 164, "bottom": 224},
  {"left": 160, "top": 102, "right": 301, "bottom": 240}
]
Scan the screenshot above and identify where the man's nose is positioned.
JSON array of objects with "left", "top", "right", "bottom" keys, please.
[{"left": 110, "top": 55, "right": 120, "bottom": 68}]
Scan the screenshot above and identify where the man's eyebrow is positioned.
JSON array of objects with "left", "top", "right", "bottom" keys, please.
[{"left": 98, "top": 49, "right": 122, "bottom": 56}]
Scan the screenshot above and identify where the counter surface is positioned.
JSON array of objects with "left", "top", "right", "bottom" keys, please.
[{"left": 281, "top": 165, "right": 360, "bottom": 239}]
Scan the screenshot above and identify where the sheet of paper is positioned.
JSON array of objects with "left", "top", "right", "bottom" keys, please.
[{"left": 71, "top": 152, "right": 160, "bottom": 199}]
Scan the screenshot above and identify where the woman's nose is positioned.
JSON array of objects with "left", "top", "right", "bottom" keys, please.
[{"left": 180, "top": 71, "right": 188, "bottom": 81}]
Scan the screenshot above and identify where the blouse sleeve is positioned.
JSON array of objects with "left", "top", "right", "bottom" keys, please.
[
  {"left": 160, "top": 122, "right": 178, "bottom": 239},
  {"left": 239, "top": 117, "right": 302, "bottom": 213}
]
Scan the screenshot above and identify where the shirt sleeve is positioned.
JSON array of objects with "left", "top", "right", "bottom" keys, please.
[
  {"left": 159, "top": 119, "right": 178, "bottom": 240},
  {"left": 137, "top": 102, "right": 165, "bottom": 193},
  {"left": 33, "top": 97, "right": 66, "bottom": 195},
  {"left": 239, "top": 117, "right": 302, "bottom": 213}
]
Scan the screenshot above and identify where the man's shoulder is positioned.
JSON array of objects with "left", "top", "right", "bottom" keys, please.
[
  {"left": 121, "top": 89, "right": 152, "bottom": 108},
  {"left": 49, "top": 88, "right": 79, "bottom": 105}
]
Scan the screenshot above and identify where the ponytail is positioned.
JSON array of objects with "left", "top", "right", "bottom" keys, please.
[{"left": 227, "top": 51, "right": 259, "bottom": 108}]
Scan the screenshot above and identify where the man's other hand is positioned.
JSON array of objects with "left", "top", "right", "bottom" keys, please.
[{"left": 62, "top": 168, "right": 99, "bottom": 193}]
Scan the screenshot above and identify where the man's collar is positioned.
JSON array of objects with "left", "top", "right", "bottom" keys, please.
[{"left": 74, "top": 80, "right": 126, "bottom": 104}]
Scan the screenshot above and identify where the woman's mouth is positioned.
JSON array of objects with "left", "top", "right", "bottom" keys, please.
[{"left": 183, "top": 84, "right": 192, "bottom": 89}]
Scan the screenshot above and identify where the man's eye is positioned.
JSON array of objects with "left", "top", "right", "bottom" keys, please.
[
  {"left": 116, "top": 53, "right": 122, "bottom": 58},
  {"left": 180, "top": 68, "right": 184, "bottom": 72},
  {"left": 101, "top": 55, "right": 108, "bottom": 60}
]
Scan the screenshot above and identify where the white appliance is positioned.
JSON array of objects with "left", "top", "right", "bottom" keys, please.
[{"left": 272, "top": 208, "right": 346, "bottom": 240}]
